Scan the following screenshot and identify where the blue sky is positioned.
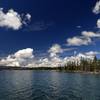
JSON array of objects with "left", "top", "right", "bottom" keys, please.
[{"left": 0, "top": 0, "right": 100, "bottom": 61}]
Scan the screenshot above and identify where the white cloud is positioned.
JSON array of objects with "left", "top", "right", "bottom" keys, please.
[
  {"left": 48, "top": 44, "right": 63, "bottom": 58},
  {"left": 48, "top": 44, "right": 63, "bottom": 54},
  {"left": 0, "top": 47, "right": 63, "bottom": 67},
  {"left": 0, "top": 48, "right": 34, "bottom": 67},
  {"left": 0, "top": 55, "right": 20, "bottom": 67},
  {"left": 38, "top": 58, "right": 51, "bottom": 67},
  {"left": 25, "top": 14, "right": 31, "bottom": 21},
  {"left": 97, "top": 19, "right": 100, "bottom": 28},
  {"left": 85, "top": 51, "right": 100, "bottom": 56},
  {"left": 93, "top": 0, "right": 100, "bottom": 14},
  {"left": 66, "top": 30, "right": 100, "bottom": 46},
  {"left": 77, "top": 53, "right": 95, "bottom": 61},
  {"left": 0, "top": 8, "right": 31, "bottom": 30},
  {"left": 0, "top": 48, "right": 99, "bottom": 67},
  {"left": 67, "top": 36, "right": 92, "bottom": 46},
  {"left": 47, "top": 44, "right": 63, "bottom": 67},
  {"left": 14, "top": 48, "right": 34, "bottom": 59},
  {"left": 82, "top": 31, "right": 100, "bottom": 37},
  {"left": 23, "top": 13, "right": 31, "bottom": 25}
]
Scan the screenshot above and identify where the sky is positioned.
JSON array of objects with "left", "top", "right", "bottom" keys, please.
[{"left": 0, "top": 0, "right": 100, "bottom": 67}]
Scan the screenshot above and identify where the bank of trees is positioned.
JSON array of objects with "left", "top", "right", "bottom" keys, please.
[{"left": 58, "top": 56, "right": 100, "bottom": 72}]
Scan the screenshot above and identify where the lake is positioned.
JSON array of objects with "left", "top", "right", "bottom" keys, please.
[{"left": 0, "top": 70, "right": 100, "bottom": 100}]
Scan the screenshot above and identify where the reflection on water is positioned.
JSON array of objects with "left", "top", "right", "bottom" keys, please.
[{"left": 0, "top": 70, "right": 100, "bottom": 100}]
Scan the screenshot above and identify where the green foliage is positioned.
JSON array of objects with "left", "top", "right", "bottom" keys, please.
[{"left": 62, "top": 56, "right": 100, "bottom": 72}]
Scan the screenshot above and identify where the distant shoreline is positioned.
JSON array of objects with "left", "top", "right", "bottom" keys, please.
[
  {"left": 0, "top": 66, "right": 100, "bottom": 74},
  {"left": 0, "top": 66, "right": 60, "bottom": 70}
]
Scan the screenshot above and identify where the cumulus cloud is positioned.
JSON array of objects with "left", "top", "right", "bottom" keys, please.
[
  {"left": 85, "top": 51, "right": 100, "bottom": 56},
  {"left": 0, "top": 55, "right": 20, "bottom": 66},
  {"left": 0, "top": 8, "right": 31, "bottom": 30},
  {"left": 37, "top": 58, "right": 51, "bottom": 67},
  {"left": 67, "top": 36, "right": 92, "bottom": 46},
  {"left": 25, "top": 14, "right": 31, "bottom": 21},
  {"left": 48, "top": 44, "right": 63, "bottom": 54},
  {"left": 97, "top": 19, "right": 100, "bottom": 28},
  {"left": 0, "top": 45, "right": 64, "bottom": 67},
  {"left": 82, "top": 31, "right": 100, "bottom": 37},
  {"left": 48, "top": 44, "right": 63, "bottom": 58},
  {"left": 14, "top": 48, "right": 34, "bottom": 59},
  {"left": 0, "top": 48, "right": 99, "bottom": 67},
  {"left": 66, "top": 30, "right": 100, "bottom": 46},
  {"left": 93, "top": 0, "right": 100, "bottom": 14},
  {"left": 0, "top": 48, "right": 34, "bottom": 67},
  {"left": 47, "top": 44, "right": 63, "bottom": 67},
  {"left": 0, "top": 47, "right": 62, "bottom": 67}
]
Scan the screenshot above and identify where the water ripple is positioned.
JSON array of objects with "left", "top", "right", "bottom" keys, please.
[{"left": 0, "top": 70, "right": 100, "bottom": 100}]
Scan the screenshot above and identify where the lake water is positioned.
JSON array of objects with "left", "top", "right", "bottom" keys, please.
[{"left": 0, "top": 70, "right": 100, "bottom": 100}]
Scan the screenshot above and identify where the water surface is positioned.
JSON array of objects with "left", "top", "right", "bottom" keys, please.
[{"left": 0, "top": 70, "right": 100, "bottom": 100}]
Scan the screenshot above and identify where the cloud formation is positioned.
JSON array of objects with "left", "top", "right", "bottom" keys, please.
[
  {"left": 0, "top": 8, "right": 31, "bottom": 30},
  {"left": 48, "top": 44, "right": 63, "bottom": 57},
  {"left": 47, "top": 44, "right": 63, "bottom": 67},
  {"left": 14, "top": 48, "right": 34, "bottom": 59},
  {"left": 0, "top": 48, "right": 34, "bottom": 67},
  {"left": 67, "top": 36, "right": 92, "bottom": 46},
  {"left": 93, "top": 0, "right": 100, "bottom": 14},
  {"left": 97, "top": 19, "right": 100, "bottom": 28},
  {"left": 82, "top": 31, "right": 100, "bottom": 37},
  {"left": 0, "top": 47, "right": 63, "bottom": 67},
  {"left": 66, "top": 30, "right": 100, "bottom": 46},
  {"left": 0, "top": 47, "right": 98, "bottom": 67},
  {"left": 85, "top": 51, "right": 100, "bottom": 56}
]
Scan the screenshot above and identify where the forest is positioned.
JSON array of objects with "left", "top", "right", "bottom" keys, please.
[{"left": 58, "top": 56, "right": 100, "bottom": 72}]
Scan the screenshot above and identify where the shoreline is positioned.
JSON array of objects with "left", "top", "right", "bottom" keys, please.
[{"left": 0, "top": 66, "right": 100, "bottom": 74}]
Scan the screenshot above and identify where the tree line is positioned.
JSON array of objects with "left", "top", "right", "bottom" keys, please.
[{"left": 58, "top": 56, "right": 100, "bottom": 72}]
